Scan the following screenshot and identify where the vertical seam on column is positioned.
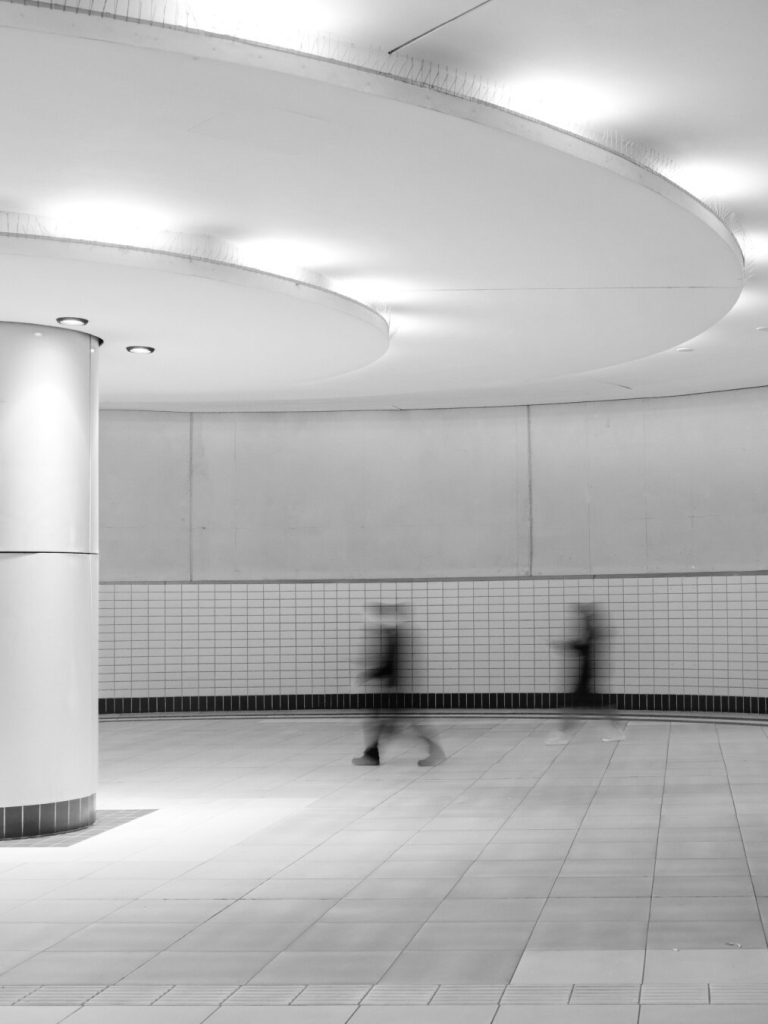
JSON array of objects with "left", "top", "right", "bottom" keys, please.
[
  {"left": 189, "top": 412, "right": 194, "bottom": 583},
  {"left": 526, "top": 405, "right": 533, "bottom": 578},
  {"left": 89, "top": 336, "right": 96, "bottom": 555}
]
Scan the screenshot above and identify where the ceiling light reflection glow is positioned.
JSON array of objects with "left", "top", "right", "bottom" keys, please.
[
  {"left": 48, "top": 201, "right": 171, "bottom": 247},
  {"left": 504, "top": 76, "right": 622, "bottom": 131},
  {"left": 333, "top": 277, "right": 411, "bottom": 307},
  {"left": 237, "top": 238, "right": 338, "bottom": 279},
  {"left": 184, "top": 0, "right": 336, "bottom": 46},
  {"left": 667, "top": 162, "right": 754, "bottom": 199}
]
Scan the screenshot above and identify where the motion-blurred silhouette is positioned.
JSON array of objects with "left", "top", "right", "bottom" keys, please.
[
  {"left": 353, "top": 603, "right": 445, "bottom": 767},
  {"left": 546, "top": 603, "right": 624, "bottom": 744}
]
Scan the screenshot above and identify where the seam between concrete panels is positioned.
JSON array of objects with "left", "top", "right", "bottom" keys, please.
[
  {"left": 188, "top": 412, "right": 194, "bottom": 583},
  {"left": 526, "top": 404, "right": 533, "bottom": 578}
]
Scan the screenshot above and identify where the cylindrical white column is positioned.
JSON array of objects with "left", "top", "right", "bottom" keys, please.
[{"left": 0, "top": 322, "right": 99, "bottom": 837}]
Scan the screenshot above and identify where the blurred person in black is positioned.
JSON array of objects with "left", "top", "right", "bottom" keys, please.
[
  {"left": 352, "top": 602, "right": 445, "bottom": 767},
  {"left": 546, "top": 602, "right": 624, "bottom": 743}
]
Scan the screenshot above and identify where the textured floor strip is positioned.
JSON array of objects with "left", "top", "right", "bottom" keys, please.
[
  {"left": 225, "top": 985, "right": 305, "bottom": 1005},
  {"left": 571, "top": 984, "right": 640, "bottom": 1004},
  {"left": 293, "top": 985, "right": 371, "bottom": 1004},
  {"left": 87, "top": 985, "right": 173, "bottom": 1004},
  {"left": 0, "top": 988, "right": 39, "bottom": 1005},
  {"left": 710, "top": 985, "right": 768, "bottom": 1003},
  {"left": 640, "top": 984, "right": 710, "bottom": 1003},
  {"left": 364, "top": 985, "right": 437, "bottom": 1004},
  {"left": 18, "top": 986, "right": 105, "bottom": 1004},
  {"left": 155, "top": 985, "right": 238, "bottom": 1004},
  {"left": 431, "top": 985, "right": 505, "bottom": 1004},
  {"left": 7, "top": 980, "right": 768, "bottom": 1006},
  {"left": 501, "top": 985, "right": 573, "bottom": 1004}
]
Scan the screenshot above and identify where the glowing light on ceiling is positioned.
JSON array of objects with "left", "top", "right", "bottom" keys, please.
[
  {"left": 504, "top": 76, "right": 622, "bottom": 131},
  {"left": 184, "top": 0, "right": 336, "bottom": 46},
  {"left": 745, "top": 232, "right": 768, "bottom": 262},
  {"left": 48, "top": 201, "right": 171, "bottom": 247},
  {"left": 237, "top": 238, "right": 338, "bottom": 280},
  {"left": 666, "top": 162, "right": 755, "bottom": 200},
  {"left": 332, "top": 277, "right": 411, "bottom": 306}
]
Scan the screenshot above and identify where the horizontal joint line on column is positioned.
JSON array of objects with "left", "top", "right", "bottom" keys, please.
[{"left": 0, "top": 551, "right": 98, "bottom": 556}]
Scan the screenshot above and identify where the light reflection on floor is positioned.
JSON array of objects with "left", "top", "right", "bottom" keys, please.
[{"left": 0, "top": 714, "right": 766, "bottom": 1022}]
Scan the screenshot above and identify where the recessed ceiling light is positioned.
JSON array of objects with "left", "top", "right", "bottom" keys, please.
[
  {"left": 33, "top": 332, "right": 42, "bottom": 337},
  {"left": 56, "top": 316, "right": 89, "bottom": 327},
  {"left": 756, "top": 326, "right": 768, "bottom": 331},
  {"left": 126, "top": 346, "right": 155, "bottom": 354}
]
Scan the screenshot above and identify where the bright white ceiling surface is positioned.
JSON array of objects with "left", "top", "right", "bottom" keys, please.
[{"left": 0, "top": 0, "right": 758, "bottom": 409}]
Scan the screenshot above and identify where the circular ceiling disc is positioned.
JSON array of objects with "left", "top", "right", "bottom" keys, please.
[{"left": 0, "top": 5, "right": 745, "bottom": 409}]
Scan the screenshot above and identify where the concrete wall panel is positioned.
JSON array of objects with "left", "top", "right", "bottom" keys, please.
[{"left": 100, "top": 411, "right": 191, "bottom": 581}]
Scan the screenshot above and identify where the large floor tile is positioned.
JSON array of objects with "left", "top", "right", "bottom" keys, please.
[
  {"left": 647, "top": 919, "right": 766, "bottom": 948},
  {"left": 649, "top": 897, "right": 760, "bottom": 920},
  {"left": 379, "top": 949, "right": 519, "bottom": 984},
  {"left": 494, "top": 1011, "right": 639, "bottom": 1024},
  {"left": 642, "top": 949, "right": 768, "bottom": 982},
  {"left": 62, "top": 1010, "right": 214, "bottom": 1024},
  {"left": 528, "top": 920, "right": 648, "bottom": 949},
  {"left": 251, "top": 951, "right": 398, "bottom": 984},
  {"left": 347, "top": 1010, "right": 495, "bottom": 1024},
  {"left": 320, "top": 901, "right": 440, "bottom": 924},
  {"left": 48, "top": 923, "right": 195, "bottom": 951},
  {"left": 289, "top": 923, "right": 421, "bottom": 951},
  {"left": 205, "top": 1011, "right": 354, "bottom": 1024},
  {"left": 512, "top": 950, "right": 645, "bottom": 984},
  {"left": 538, "top": 898, "right": 650, "bottom": 922},
  {"left": 639, "top": 1010, "right": 768, "bottom": 1024},
  {"left": 428, "top": 898, "right": 545, "bottom": 922},
  {"left": 407, "top": 921, "right": 533, "bottom": 950},
  {"left": 171, "top": 920, "right": 310, "bottom": 951},
  {"left": 0, "top": 950, "right": 154, "bottom": 984},
  {"left": 123, "top": 951, "right": 275, "bottom": 983},
  {"left": 0, "top": 1011, "right": 77, "bottom": 1024}
]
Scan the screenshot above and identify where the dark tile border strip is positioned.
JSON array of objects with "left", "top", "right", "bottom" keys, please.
[
  {"left": 0, "top": 809, "right": 155, "bottom": 847},
  {"left": 0, "top": 794, "right": 96, "bottom": 840},
  {"left": 98, "top": 694, "right": 768, "bottom": 715}
]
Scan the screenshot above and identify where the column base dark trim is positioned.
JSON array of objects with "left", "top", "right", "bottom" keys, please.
[
  {"left": 0, "top": 794, "right": 96, "bottom": 840},
  {"left": 98, "top": 693, "right": 768, "bottom": 715}
]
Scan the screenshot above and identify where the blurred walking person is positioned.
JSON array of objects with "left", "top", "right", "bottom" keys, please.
[
  {"left": 546, "top": 603, "right": 624, "bottom": 743},
  {"left": 353, "top": 603, "right": 445, "bottom": 766}
]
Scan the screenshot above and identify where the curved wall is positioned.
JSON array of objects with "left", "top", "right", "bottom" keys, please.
[
  {"left": 101, "top": 388, "right": 768, "bottom": 581},
  {"left": 98, "top": 389, "right": 768, "bottom": 711}
]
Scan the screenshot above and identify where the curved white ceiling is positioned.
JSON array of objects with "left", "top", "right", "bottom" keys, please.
[{"left": 0, "top": 2, "right": 748, "bottom": 409}]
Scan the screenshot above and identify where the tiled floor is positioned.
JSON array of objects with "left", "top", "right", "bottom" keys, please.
[{"left": 0, "top": 713, "right": 768, "bottom": 1021}]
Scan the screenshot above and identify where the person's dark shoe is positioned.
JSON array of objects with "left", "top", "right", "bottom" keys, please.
[
  {"left": 352, "top": 750, "right": 380, "bottom": 766},
  {"left": 418, "top": 748, "right": 446, "bottom": 767}
]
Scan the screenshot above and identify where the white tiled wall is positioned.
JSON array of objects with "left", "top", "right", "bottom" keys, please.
[{"left": 99, "top": 574, "right": 768, "bottom": 700}]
